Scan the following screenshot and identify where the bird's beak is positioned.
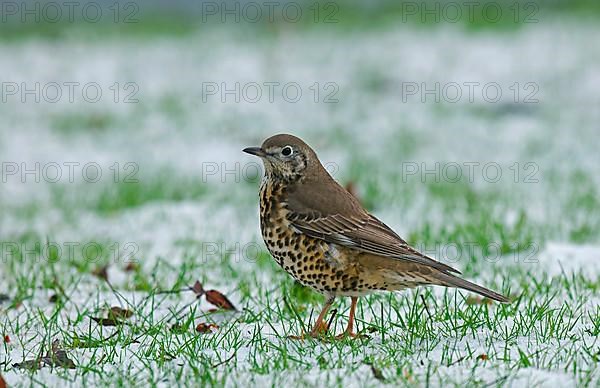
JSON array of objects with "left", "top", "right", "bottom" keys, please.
[{"left": 243, "top": 147, "right": 266, "bottom": 157}]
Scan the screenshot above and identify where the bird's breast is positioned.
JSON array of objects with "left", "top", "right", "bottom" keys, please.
[
  {"left": 259, "top": 180, "right": 296, "bottom": 264},
  {"left": 257, "top": 179, "right": 386, "bottom": 296}
]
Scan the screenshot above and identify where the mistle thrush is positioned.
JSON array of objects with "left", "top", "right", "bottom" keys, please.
[{"left": 244, "top": 134, "right": 509, "bottom": 339}]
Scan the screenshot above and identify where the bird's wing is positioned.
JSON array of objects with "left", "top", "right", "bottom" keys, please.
[{"left": 286, "top": 181, "right": 461, "bottom": 275}]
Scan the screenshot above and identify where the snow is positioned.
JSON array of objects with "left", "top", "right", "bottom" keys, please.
[
  {"left": 538, "top": 243, "right": 600, "bottom": 277},
  {"left": 1, "top": 15, "right": 599, "bottom": 387}
]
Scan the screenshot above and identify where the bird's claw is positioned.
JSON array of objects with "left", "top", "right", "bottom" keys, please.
[
  {"left": 288, "top": 321, "right": 329, "bottom": 340},
  {"left": 335, "top": 331, "right": 368, "bottom": 340}
]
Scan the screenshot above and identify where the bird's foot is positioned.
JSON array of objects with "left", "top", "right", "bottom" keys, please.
[
  {"left": 288, "top": 321, "right": 329, "bottom": 340},
  {"left": 335, "top": 331, "right": 368, "bottom": 340}
]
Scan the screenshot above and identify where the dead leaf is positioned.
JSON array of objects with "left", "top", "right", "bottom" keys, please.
[
  {"left": 13, "top": 339, "right": 76, "bottom": 370},
  {"left": 91, "top": 306, "right": 133, "bottom": 326},
  {"left": 12, "top": 359, "right": 41, "bottom": 370},
  {"left": 3, "top": 335, "right": 9, "bottom": 343},
  {"left": 195, "top": 323, "right": 219, "bottom": 334},
  {"left": 124, "top": 262, "right": 139, "bottom": 272},
  {"left": 205, "top": 290, "right": 236, "bottom": 310},
  {"left": 191, "top": 281, "right": 205, "bottom": 298},
  {"left": 90, "top": 317, "right": 125, "bottom": 327},
  {"left": 0, "top": 373, "right": 6, "bottom": 388},
  {"left": 47, "top": 340, "right": 76, "bottom": 369},
  {"left": 465, "top": 296, "right": 493, "bottom": 305},
  {"left": 370, "top": 365, "right": 385, "bottom": 381},
  {"left": 477, "top": 354, "right": 489, "bottom": 361},
  {"left": 170, "top": 323, "right": 187, "bottom": 334},
  {"left": 109, "top": 307, "right": 133, "bottom": 319},
  {"left": 92, "top": 265, "right": 109, "bottom": 282}
]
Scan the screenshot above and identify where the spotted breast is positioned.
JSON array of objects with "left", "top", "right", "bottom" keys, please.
[{"left": 258, "top": 177, "right": 410, "bottom": 296}]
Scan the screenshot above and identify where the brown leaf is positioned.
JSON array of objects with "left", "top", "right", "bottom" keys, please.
[
  {"left": 90, "top": 317, "right": 125, "bottom": 327},
  {"left": 92, "top": 265, "right": 109, "bottom": 282},
  {"left": 370, "top": 365, "right": 385, "bottom": 381},
  {"left": 46, "top": 340, "right": 76, "bottom": 369},
  {"left": 12, "top": 359, "right": 42, "bottom": 370},
  {"left": 124, "top": 262, "right": 139, "bottom": 272},
  {"left": 205, "top": 290, "right": 236, "bottom": 310},
  {"left": 477, "top": 353, "right": 489, "bottom": 361},
  {"left": 170, "top": 323, "right": 187, "bottom": 334},
  {"left": 465, "top": 296, "right": 493, "bottom": 305},
  {"left": 109, "top": 307, "right": 133, "bottom": 319},
  {"left": 50, "top": 351, "right": 76, "bottom": 368},
  {"left": 195, "top": 323, "right": 219, "bottom": 334},
  {"left": 13, "top": 339, "right": 76, "bottom": 370},
  {"left": 0, "top": 373, "right": 6, "bottom": 388},
  {"left": 91, "top": 306, "right": 133, "bottom": 326},
  {"left": 3, "top": 335, "right": 9, "bottom": 343},
  {"left": 191, "top": 281, "right": 205, "bottom": 298}
]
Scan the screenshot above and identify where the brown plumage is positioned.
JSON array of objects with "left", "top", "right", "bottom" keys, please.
[{"left": 244, "top": 134, "right": 510, "bottom": 339}]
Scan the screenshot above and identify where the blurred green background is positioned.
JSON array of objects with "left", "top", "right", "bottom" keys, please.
[{"left": 2, "top": 0, "right": 600, "bottom": 40}]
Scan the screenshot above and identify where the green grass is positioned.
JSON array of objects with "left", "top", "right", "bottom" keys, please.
[
  {"left": 51, "top": 112, "right": 116, "bottom": 134},
  {"left": 1, "top": 259, "right": 598, "bottom": 386},
  {"left": 46, "top": 170, "right": 212, "bottom": 215},
  {"left": 0, "top": 13, "right": 198, "bottom": 42},
  {"left": 2, "top": 163, "right": 599, "bottom": 385},
  {"left": 2, "top": 0, "right": 600, "bottom": 42}
]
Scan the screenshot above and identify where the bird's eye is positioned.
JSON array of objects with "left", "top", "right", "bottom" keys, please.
[{"left": 281, "top": 146, "right": 293, "bottom": 156}]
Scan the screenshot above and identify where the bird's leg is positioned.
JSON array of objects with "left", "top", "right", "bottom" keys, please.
[
  {"left": 309, "top": 297, "right": 334, "bottom": 336},
  {"left": 336, "top": 296, "right": 359, "bottom": 339},
  {"left": 289, "top": 296, "right": 334, "bottom": 340}
]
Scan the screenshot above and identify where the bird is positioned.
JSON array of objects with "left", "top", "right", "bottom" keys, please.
[{"left": 243, "top": 134, "right": 510, "bottom": 339}]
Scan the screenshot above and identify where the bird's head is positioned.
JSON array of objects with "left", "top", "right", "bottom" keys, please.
[{"left": 243, "top": 134, "right": 318, "bottom": 182}]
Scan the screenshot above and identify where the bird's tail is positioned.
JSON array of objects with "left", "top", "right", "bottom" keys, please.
[{"left": 436, "top": 273, "right": 510, "bottom": 303}]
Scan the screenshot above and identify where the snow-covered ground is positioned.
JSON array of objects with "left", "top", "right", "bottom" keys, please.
[{"left": 0, "top": 17, "right": 599, "bottom": 387}]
